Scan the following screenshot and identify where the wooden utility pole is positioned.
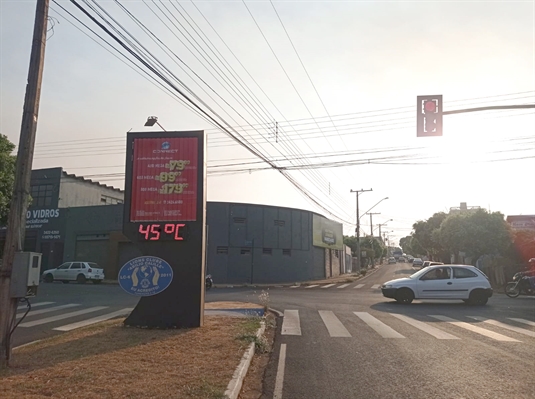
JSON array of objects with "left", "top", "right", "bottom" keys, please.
[
  {"left": 350, "top": 188, "right": 372, "bottom": 271},
  {"left": 0, "top": 0, "right": 49, "bottom": 368}
]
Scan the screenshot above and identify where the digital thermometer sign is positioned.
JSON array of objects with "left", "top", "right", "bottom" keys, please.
[{"left": 138, "top": 223, "right": 186, "bottom": 241}]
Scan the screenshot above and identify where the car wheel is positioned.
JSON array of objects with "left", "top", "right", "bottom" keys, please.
[
  {"left": 395, "top": 288, "right": 414, "bottom": 304},
  {"left": 92, "top": 280, "right": 102, "bottom": 284},
  {"left": 44, "top": 274, "right": 54, "bottom": 283},
  {"left": 76, "top": 274, "right": 87, "bottom": 284},
  {"left": 62, "top": 280, "right": 69, "bottom": 284},
  {"left": 468, "top": 290, "right": 488, "bottom": 306}
]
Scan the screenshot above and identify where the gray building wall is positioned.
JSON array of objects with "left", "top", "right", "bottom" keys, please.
[{"left": 59, "top": 174, "right": 124, "bottom": 208}]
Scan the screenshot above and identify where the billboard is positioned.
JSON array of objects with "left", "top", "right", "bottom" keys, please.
[
  {"left": 312, "top": 214, "right": 343, "bottom": 250},
  {"left": 130, "top": 137, "right": 198, "bottom": 222}
]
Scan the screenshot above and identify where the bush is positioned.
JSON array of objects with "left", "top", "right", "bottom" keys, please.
[{"left": 360, "top": 269, "right": 367, "bottom": 276}]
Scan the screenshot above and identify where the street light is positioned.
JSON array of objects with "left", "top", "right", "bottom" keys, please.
[
  {"left": 374, "top": 219, "right": 393, "bottom": 237},
  {"left": 360, "top": 197, "right": 388, "bottom": 219},
  {"left": 144, "top": 116, "right": 167, "bottom": 131}
]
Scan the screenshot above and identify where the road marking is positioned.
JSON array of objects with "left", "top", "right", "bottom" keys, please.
[
  {"left": 53, "top": 308, "right": 134, "bottom": 331},
  {"left": 290, "top": 286, "right": 299, "bottom": 289},
  {"left": 337, "top": 284, "right": 350, "bottom": 289},
  {"left": 508, "top": 318, "right": 535, "bottom": 327},
  {"left": 429, "top": 315, "right": 520, "bottom": 342},
  {"left": 371, "top": 284, "right": 380, "bottom": 289},
  {"left": 16, "top": 304, "right": 80, "bottom": 319},
  {"left": 354, "top": 312, "right": 405, "bottom": 339},
  {"left": 319, "top": 311, "right": 351, "bottom": 337},
  {"left": 273, "top": 344, "right": 286, "bottom": 399},
  {"left": 305, "top": 285, "right": 318, "bottom": 289},
  {"left": 354, "top": 284, "right": 364, "bottom": 289},
  {"left": 17, "top": 301, "right": 54, "bottom": 310},
  {"left": 390, "top": 313, "right": 459, "bottom": 339},
  {"left": 321, "top": 284, "right": 336, "bottom": 289},
  {"left": 281, "top": 310, "right": 301, "bottom": 336},
  {"left": 467, "top": 316, "right": 535, "bottom": 338},
  {"left": 19, "top": 306, "right": 109, "bottom": 328}
]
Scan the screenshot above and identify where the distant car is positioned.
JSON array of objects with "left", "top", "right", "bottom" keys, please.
[
  {"left": 381, "top": 265, "right": 492, "bottom": 305},
  {"left": 398, "top": 257, "right": 406, "bottom": 263},
  {"left": 412, "top": 258, "right": 423, "bottom": 267},
  {"left": 422, "top": 261, "right": 444, "bottom": 268},
  {"left": 388, "top": 257, "right": 396, "bottom": 264},
  {"left": 407, "top": 256, "right": 414, "bottom": 263},
  {"left": 42, "top": 262, "right": 105, "bottom": 284}
]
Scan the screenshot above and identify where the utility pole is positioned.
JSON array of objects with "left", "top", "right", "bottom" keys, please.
[
  {"left": 368, "top": 212, "right": 381, "bottom": 236},
  {"left": 0, "top": 0, "right": 49, "bottom": 368},
  {"left": 350, "top": 188, "right": 372, "bottom": 271}
]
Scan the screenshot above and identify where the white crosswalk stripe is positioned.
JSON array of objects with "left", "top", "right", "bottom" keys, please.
[
  {"left": 19, "top": 306, "right": 109, "bottom": 328},
  {"left": 53, "top": 308, "right": 134, "bottom": 331},
  {"left": 319, "top": 311, "right": 351, "bottom": 337},
  {"left": 371, "top": 284, "right": 380, "bottom": 289},
  {"left": 390, "top": 313, "right": 459, "bottom": 339},
  {"left": 354, "top": 284, "right": 364, "bottom": 289},
  {"left": 321, "top": 284, "right": 336, "bottom": 289},
  {"left": 508, "top": 318, "right": 535, "bottom": 327},
  {"left": 354, "top": 312, "right": 405, "bottom": 339},
  {"left": 281, "top": 310, "right": 301, "bottom": 336},
  {"left": 429, "top": 315, "right": 520, "bottom": 342},
  {"left": 337, "top": 284, "right": 350, "bottom": 289},
  {"left": 17, "top": 301, "right": 55, "bottom": 310},
  {"left": 467, "top": 316, "right": 535, "bottom": 338},
  {"left": 290, "top": 286, "right": 299, "bottom": 288},
  {"left": 305, "top": 285, "right": 319, "bottom": 289},
  {"left": 16, "top": 304, "right": 79, "bottom": 319}
]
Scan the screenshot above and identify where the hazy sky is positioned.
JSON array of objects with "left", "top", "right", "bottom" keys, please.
[{"left": 1, "top": 0, "right": 534, "bottom": 244}]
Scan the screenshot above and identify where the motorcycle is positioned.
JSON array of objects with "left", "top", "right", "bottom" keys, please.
[
  {"left": 205, "top": 274, "right": 213, "bottom": 290},
  {"left": 505, "top": 270, "right": 535, "bottom": 298}
]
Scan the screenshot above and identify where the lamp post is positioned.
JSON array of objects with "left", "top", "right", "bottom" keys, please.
[
  {"left": 144, "top": 116, "right": 167, "bottom": 131},
  {"left": 350, "top": 188, "right": 372, "bottom": 271},
  {"left": 360, "top": 197, "right": 389, "bottom": 219}
]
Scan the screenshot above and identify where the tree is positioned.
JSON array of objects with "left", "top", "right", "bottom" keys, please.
[
  {"left": 343, "top": 235, "right": 358, "bottom": 256},
  {"left": 412, "top": 212, "right": 448, "bottom": 260},
  {"left": 399, "top": 236, "right": 413, "bottom": 255},
  {"left": 0, "top": 135, "right": 16, "bottom": 225},
  {"left": 437, "top": 209, "right": 512, "bottom": 264}
]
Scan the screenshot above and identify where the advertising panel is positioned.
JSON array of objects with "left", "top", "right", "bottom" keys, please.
[
  {"left": 130, "top": 137, "right": 198, "bottom": 222},
  {"left": 312, "top": 214, "right": 343, "bottom": 250}
]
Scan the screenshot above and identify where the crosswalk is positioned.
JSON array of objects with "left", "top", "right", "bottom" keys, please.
[
  {"left": 15, "top": 301, "right": 133, "bottom": 331},
  {"left": 280, "top": 310, "right": 535, "bottom": 342},
  {"left": 291, "top": 282, "right": 382, "bottom": 290}
]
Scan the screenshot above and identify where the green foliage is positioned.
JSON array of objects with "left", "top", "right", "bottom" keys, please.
[
  {"left": 437, "top": 209, "right": 513, "bottom": 263},
  {"left": 411, "top": 212, "right": 448, "bottom": 259},
  {"left": 360, "top": 235, "right": 385, "bottom": 260},
  {"left": 0, "top": 134, "right": 16, "bottom": 224},
  {"left": 399, "top": 236, "right": 412, "bottom": 255},
  {"left": 343, "top": 235, "right": 358, "bottom": 256}
]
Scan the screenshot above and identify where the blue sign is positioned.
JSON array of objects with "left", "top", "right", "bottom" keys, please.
[{"left": 118, "top": 256, "right": 173, "bottom": 296}]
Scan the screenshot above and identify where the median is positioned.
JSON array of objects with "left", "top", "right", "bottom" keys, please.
[{"left": 0, "top": 302, "right": 275, "bottom": 399}]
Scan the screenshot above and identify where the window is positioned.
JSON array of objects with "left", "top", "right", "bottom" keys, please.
[
  {"left": 70, "top": 262, "right": 82, "bottom": 269},
  {"left": 282, "top": 249, "right": 291, "bottom": 256},
  {"left": 263, "top": 248, "right": 272, "bottom": 255},
  {"left": 240, "top": 248, "right": 251, "bottom": 255},
  {"left": 274, "top": 220, "right": 285, "bottom": 227},
  {"left": 233, "top": 217, "right": 246, "bottom": 224},
  {"left": 453, "top": 268, "right": 478, "bottom": 279},
  {"left": 421, "top": 267, "right": 451, "bottom": 280},
  {"left": 30, "top": 184, "right": 53, "bottom": 207},
  {"left": 216, "top": 246, "right": 228, "bottom": 254},
  {"left": 57, "top": 263, "right": 71, "bottom": 270},
  {"left": 101, "top": 195, "right": 121, "bottom": 205}
]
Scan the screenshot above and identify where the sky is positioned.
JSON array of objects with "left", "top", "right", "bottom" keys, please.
[{"left": 1, "top": 0, "right": 534, "bottom": 245}]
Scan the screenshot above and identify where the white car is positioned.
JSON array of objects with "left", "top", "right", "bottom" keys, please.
[
  {"left": 381, "top": 265, "right": 492, "bottom": 305},
  {"left": 42, "top": 262, "right": 105, "bottom": 284}
]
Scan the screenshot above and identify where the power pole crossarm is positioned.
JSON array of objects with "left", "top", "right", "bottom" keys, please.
[{"left": 0, "top": 0, "right": 49, "bottom": 368}]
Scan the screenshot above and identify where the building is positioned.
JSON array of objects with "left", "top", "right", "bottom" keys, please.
[
  {"left": 0, "top": 167, "right": 124, "bottom": 269},
  {"left": 449, "top": 202, "right": 481, "bottom": 214},
  {"left": 1, "top": 167, "right": 350, "bottom": 283}
]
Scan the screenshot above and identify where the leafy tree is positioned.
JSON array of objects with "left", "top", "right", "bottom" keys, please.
[
  {"left": 360, "top": 236, "right": 385, "bottom": 261},
  {"left": 343, "top": 235, "right": 358, "bottom": 256},
  {"left": 412, "top": 212, "right": 448, "bottom": 260},
  {"left": 437, "top": 209, "right": 512, "bottom": 264},
  {"left": 0, "top": 135, "right": 16, "bottom": 224},
  {"left": 399, "top": 236, "right": 413, "bottom": 255}
]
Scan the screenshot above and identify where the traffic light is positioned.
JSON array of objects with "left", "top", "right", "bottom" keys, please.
[{"left": 417, "top": 95, "right": 443, "bottom": 137}]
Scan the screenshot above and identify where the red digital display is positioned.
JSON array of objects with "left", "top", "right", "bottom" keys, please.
[
  {"left": 138, "top": 223, "right": 186, "bottom": 241},
  {"left": 130, "top": 137, "right": 198, "bottom": 222}
]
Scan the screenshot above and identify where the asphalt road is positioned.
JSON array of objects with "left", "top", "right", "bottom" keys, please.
[{"left": 11, "top": 264, "right": 535, "bottom": 399}]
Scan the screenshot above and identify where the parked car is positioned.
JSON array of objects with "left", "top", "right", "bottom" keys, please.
[
  {"left": 398, "top": 257, "right": 406, "bottom": 263},
  {"left": 412, "top": 258, "right": 423, "bottom": 267},
  {"left": 381, "top": 265, "right": 492, "bottom": 305},
  {"left": 422, "top": 261, "right": 444, "bottom": 268},
  {"left": 42, "top": 262, "right": 105, "bottom": 284},
  {"left": 388, "top": 257, "right": 396, "bottom": 264}
]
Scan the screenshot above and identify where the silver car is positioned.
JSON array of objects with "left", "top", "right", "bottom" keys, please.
[{"left": 42, "top": 262, "right": 105, "bottom": 284}]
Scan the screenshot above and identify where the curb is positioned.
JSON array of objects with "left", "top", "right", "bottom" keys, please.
[{"left": 224, "top": 320, "right": 266, "bottom": 399}]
